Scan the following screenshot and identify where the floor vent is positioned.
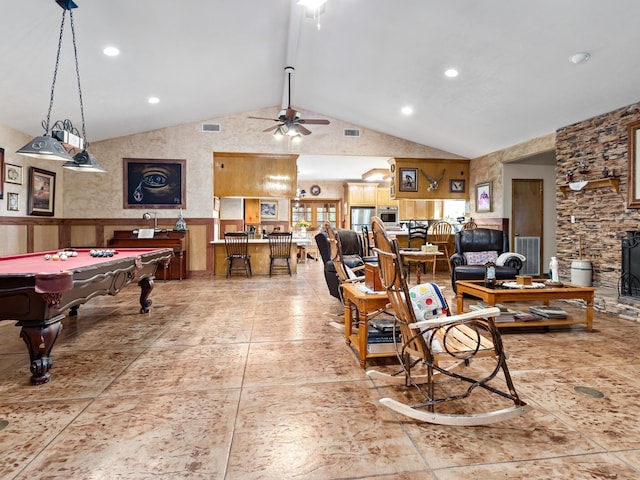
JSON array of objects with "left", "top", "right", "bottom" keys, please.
[
  {"left": 202, "top": 123, "right": 221, "bottom": 133},
  {"left": 515, "top": 236, "right": 540, "bottom": 276},
  {"left": 343, "top": 128, "right": 360, "bottom": 137}
]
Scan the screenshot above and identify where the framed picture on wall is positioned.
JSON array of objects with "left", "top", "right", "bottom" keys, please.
[
  {"left": 260, "top": 200, "right": 277, "bottom": 219},
  {"left": 123, "top": 158, "right": 186, "bottom": 208},
  {"left": 628, "top": 121, "right": 640, "bottom": 208},
  {"left": 450, "top": 179, "right": 465, "bottom": 193},
  {"left": 5, "top": 162, "right": 23, "bottom": 185},
  {"left": 475, "top": 181, "right": 492, "bottom": 213},
  {"left": 7, "top": 192, "right": 19, "bottom": 211},
  {"left": 28, "top": 167, "right": 56, "bottom": 216},
  {"left": 398, "top": 167, "right": 418, "bottom": 192}
]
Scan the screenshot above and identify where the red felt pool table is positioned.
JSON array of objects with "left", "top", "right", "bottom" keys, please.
[{"left": 0, "top": 247, "right": 173, "bottom": 385}]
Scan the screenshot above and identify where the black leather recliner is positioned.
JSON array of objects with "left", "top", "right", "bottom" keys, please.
[
  {"left": 315, "top": 229, "right": 365, "bottom": 300},
  {"left": 450, "top": 228, "right": 524, "bottom": 292}
]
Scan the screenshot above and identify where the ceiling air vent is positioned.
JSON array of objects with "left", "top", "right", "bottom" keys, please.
[
  {"left": 343, "top": 128, "right": 360, "bottom": 138},
  {"left": 202, "top": 123, "right": 221, "bottom": 133}
]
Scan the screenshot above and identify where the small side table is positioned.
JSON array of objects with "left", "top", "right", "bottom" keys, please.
[
  {"left": 341, "top": 282, "right": 393, "bottom": 368},
  {"left": 399, "top": 250, "right": 443, "bottom": 284}
]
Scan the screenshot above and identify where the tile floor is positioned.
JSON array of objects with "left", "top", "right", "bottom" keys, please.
[{"left": 2, "top": 262, "right": 640, "bottom": 479}]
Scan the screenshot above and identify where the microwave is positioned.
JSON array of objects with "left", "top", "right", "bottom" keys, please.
[{"left": 377, "top": 207, "right": 398, "bottom": 226}]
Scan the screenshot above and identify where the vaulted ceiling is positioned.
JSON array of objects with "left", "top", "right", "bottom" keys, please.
[{"left": 3, "top": 1, "right": 640, "bottom": 172}]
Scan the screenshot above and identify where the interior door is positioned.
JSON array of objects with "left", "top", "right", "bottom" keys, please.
[{"left": 512, "top": 179, "right": 544, "bottom": 275}]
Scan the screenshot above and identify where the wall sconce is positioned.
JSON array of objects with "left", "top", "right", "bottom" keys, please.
[
  {"left": 16, "top": 0, "right": 104, "bottom": 172},
  {"left": 142, "top": 212, "right": 158, "bottom": 231}
]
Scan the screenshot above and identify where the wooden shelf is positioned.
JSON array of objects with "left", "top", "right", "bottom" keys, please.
[{"left": 560, "top": 178, "right": 620, "bottom": 197}]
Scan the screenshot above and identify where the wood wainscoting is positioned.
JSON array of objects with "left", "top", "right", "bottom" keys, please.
[{"left": 0, "top": 216, "right": 216, "bottom": 276}]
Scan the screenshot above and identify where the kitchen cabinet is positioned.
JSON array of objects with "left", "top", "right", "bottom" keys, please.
[
  {"left": 244, "top": 198, "right": 261, "bottom": 224},
  {"left": 346, "top": 183, "right": 377, "bottom": 206},
  {"left": 398, "top": 199, "right": 439, "bottom": 220},
  {"left": 376, "top": 187, "right": 399, "bottom": 208},
  {"left": 214, "top": 152, "right": 297, "bottom": 198}
]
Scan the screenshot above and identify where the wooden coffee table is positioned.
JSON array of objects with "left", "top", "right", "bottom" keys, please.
[{"left": 455, "top": 280, "right": 595, "bottom": 331}]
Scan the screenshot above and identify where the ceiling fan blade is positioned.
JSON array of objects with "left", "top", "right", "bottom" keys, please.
[
  {"left": 296, "top": 124, "right": 312, "bottom": 135},
  {"left": 262, "top": 124, "right": 282, "bottom": 133},
  {"left": 298, "top": 119, "right": 330, "bottom": 125},
  {"left": 248, "top": 116, "right": 279, "bottom": 121}
]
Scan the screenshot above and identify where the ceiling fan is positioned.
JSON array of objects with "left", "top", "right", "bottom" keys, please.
[{"left": 249, "top": 66, "right": 330, "bottom": 138}]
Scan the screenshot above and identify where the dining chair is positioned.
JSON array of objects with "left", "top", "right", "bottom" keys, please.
[
  {"left": 462, "top": 220, "right": 478, "bottom": 230},
  {"left": 224, "top": 232, "right": 252, "bottom": 278},
  {"left": 268, "top": 231, "right": 293, "bottom": 276},
  {"left": 404, "top": 224, "right": 429, "bottom": 281},
  {"left": 428, "top": 221, "right": 453, "bottom": 272}
]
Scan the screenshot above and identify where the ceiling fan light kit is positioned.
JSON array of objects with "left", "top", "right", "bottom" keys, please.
[{"left": 249, "top": 66, "right": 330, "bottom": 141}]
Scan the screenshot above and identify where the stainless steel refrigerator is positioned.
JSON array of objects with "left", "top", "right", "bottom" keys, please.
[{"left": 350, "top": 206, "right": 376, "bottom": 232}]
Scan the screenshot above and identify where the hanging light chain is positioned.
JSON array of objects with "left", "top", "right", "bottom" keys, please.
[
  {"left": 69, "top": 10, "right": 87, "bottom": 145},
  {"left": 43, "top": 9, "right": 68, "bottom": 134}
]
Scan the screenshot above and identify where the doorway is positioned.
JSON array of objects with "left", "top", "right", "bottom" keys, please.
[
  {"left": 512, "top": 179, "right": 544, "bottom": 275},
  {"left": 503, "top": 151, "right": 557, "bottom": 277}
]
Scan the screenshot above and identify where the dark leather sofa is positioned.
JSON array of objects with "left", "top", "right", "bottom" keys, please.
[
  {"left": 450, "top": 228, "right": 524, "bottom": 292},
  {"left": 315, "top": 229, "right": 365, "bottom": 300}
]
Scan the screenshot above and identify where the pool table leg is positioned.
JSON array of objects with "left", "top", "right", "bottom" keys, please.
[
  {"left": 139, "top": 276, "right": 154, "bottom": 313},
  {"left": 19, "top": 320, "right": 63, "bottom": 385}
]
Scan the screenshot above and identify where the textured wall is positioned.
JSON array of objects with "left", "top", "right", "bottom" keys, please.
[
  {"left": 62, "top": 107, "right": 463, "bottom": 220},
  {"left": 470, "top": 133, "right": 556, "bottom": 218},
  {"left": 555, "top": 102, "right": 640, "bottom": 288},
  {"left": 0, "top": 124, "right": 65, "bottom": 218}
]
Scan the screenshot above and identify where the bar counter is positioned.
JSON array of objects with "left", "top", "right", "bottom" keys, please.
[{"left": 211, "top": 239, "right": 299, "bottom": 275}]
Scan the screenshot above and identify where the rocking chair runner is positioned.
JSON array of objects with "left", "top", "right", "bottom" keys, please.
[{"left": 367, "top": 217, "right": 531, "bottom": 426}]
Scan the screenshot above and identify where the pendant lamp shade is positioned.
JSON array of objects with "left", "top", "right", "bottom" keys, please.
[
  {"left": 63, "top": 150, "right": 106, "bottom": 172},
  {"left": 17, "top": 135, "right": 74, "bottom": 162}
]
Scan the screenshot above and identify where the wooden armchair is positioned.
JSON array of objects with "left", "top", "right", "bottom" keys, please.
[
  {"left": 324, "top": 222, "right": 366, "bottom": 291},
  {"left": 367, "top": 217, "right": 531, "bottom": 426},
  {"left": 323, "top": 222, "right": 390, "bottom": 322}
]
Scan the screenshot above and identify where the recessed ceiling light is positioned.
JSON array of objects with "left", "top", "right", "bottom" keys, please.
[
  {"left": 103, "top": 46, "right": 120, "bottom": 57},
  {"left": 148, "top": 97, "right": 160, "bottom": 104},
  {"left": 445, "top": 68, "right": 459, "bottom": 78},
  {"left": 401, "top": 106, "right": 413, "bottom": 115},
  {"left": 297, "top": 0, "right": 327, "bottom": 7},
  {"left": 569, "top": 52, "right": 590, "bottom": 65}
]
